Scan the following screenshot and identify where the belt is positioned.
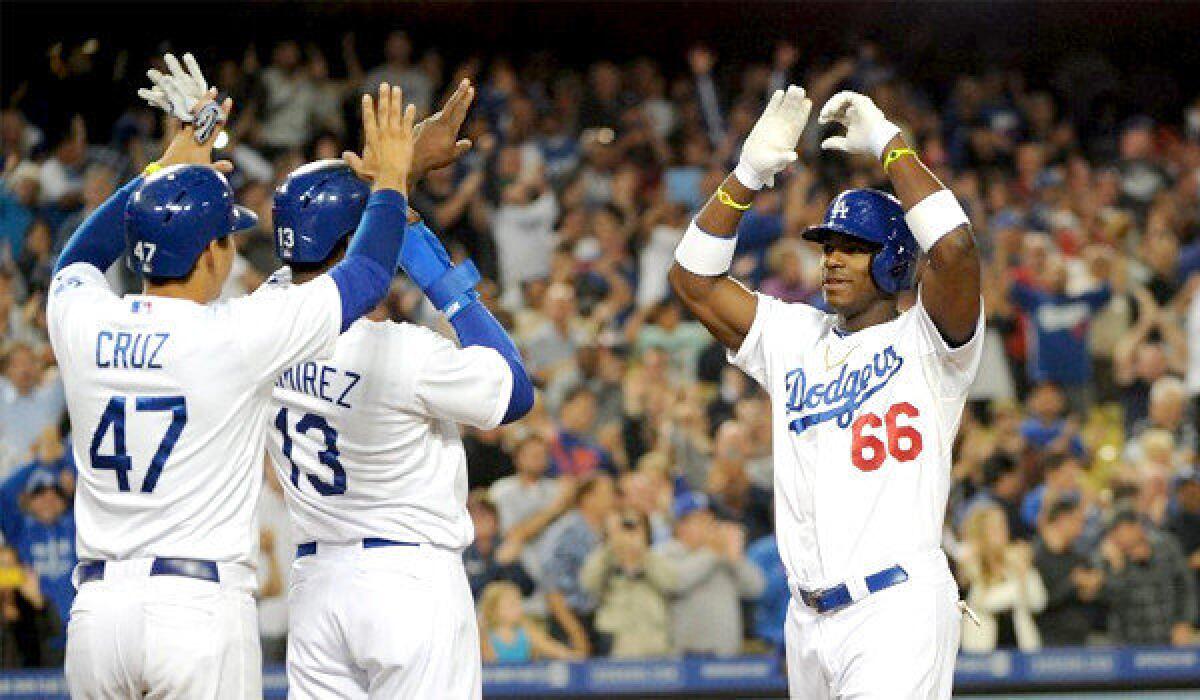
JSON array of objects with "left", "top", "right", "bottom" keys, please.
[
  {"left": 296, "top": 538, "right": 421, "bottom": 558},
  {"left": 77, "top": 558, "right": 220, "bottom": 584},
  {"left": 796, "top": 565, "right": 909, "bottom": 614}
]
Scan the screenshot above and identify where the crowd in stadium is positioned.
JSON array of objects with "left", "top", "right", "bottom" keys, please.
[{"left": 1, "top": 30, "right": 1199, "bottom": 668}]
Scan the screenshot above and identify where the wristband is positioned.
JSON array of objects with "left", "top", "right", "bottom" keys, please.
[
  {"left": 868, "top": 121, "right": 902, "bottom": 160},
  {"left": 674, "top": 221, "right": 737, "bottom": 276},
  {"left": 425, "top": 259, "right": 482, "bottom": 313},
  {"left": 443, "top": 290, "right": 481, "bottom": 320},
  {"left": 883, "top": 147, "right": 917, "bottom": 173},
  {"left": 732, "top": 162, "right": 767, "bottom": 191},
  {"left": 904, "top": 189, "right": 969, "bottom": 251},
  {"left": 716, "top": 187, "right": 752, "bottom": 211},
  {"left": 142, "top": 162, "right": 163, "bottom": 177}
]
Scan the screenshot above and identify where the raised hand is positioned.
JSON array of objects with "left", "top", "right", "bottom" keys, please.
[
  {"left": 346, "top": 78, "right": 475, "bottom": 185},
  {"left": 140, "top": 52, "right": 210, "bottom": 123},
  {"left": 734, "top": 85, "right": 811, "bottom": 190},
  {"left": 156, "top": 89, "right": 234, "bottom": 173},
  {"left": 360, "top": 83, "right": 416, "bottom": 193},
  {"left": 818, "top": 91, "right": 901, "bottom": 160}
]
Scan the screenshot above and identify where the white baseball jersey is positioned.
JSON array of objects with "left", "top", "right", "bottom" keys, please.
[
  {"left": 730, "top": 290, "right": 984, "bottom": 590},
  {"left": 264, "top": 270, "right": 512, "bottom": 550},
  {"left": 47, "top": 262, "right": 342, "bottom": 566}
]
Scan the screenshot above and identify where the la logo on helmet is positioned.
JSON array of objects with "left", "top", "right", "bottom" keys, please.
[{"left": 830, "top": 197, "right": 850, "bottom": 221}]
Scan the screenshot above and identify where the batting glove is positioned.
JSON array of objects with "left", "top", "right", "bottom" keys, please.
[
  {"left": 819, "top": 91, "right": 901, "bottom": 160},
  {"left": 733, "top": 85, "right": 811, "bottom": 190},
  {"left": 139, "top": 53, "right": 209, "bottom": 123}
]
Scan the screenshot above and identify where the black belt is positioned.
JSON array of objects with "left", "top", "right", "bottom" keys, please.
[
  {"left": 296, "top": 538, "right": 420, "bottom": 558},
  {"left": 77, "top": 558, "right": 220, "bottom": 584},
  {"left": 796, "top": 565, "right": 909, "bottom": 614}
]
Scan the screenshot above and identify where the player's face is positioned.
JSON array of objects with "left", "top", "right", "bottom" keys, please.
[{"left": 820, "top": 234, "right": 883, "bottom": 313}]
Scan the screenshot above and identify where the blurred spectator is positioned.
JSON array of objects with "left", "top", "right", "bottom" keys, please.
[
  {"left": 580, "top": 509, "right": 675, "bottom": 657},
  {"left": 1008, "top": 253, "right": 1111, "bottom": 413},
  {"left": 478, "top": 581, "right": 580, "bottom": 663},
  {"left": 705, "top": 421, "right": 773, "bottom": 543},
  {"left": 0, "top": 342, "right": 65, "bottom": 475},
  {"left": 257, "top": 41, "right": 321, "bottom": 153},
  {"left": 0, "top": 454, "right": 75, "bottom": 657},
  {"left": 520, "top": 283, "right": 587, "bottom": 392},
  {"left": 1125, "top": 376, "right": 1196, "bottom": 466},
  {"left": 632, "top": 299, "right": 709, "bottom": 380},
  {"left": 1167, "top": 471, "right": 1200, "bottom": 617},
  {"left": 1021, "top": 452, "right": 1084, "bottom": 532},
  {"left": 53, "top": 164, "right": 114, "bottom": 253},
  {"left": 1019, "top": 382, "right": 1084, "bottom": 459},
  {"left": 966, "top": 453, "right": 1034, "bottom": 542},
  {"left": 490, "top": 435, "right": 575, "bottom": 572},
  {"left": 37, "top": 118, "right": 88, "bottom": 210},
  {"left": 0, "top": 163, "right": 39, "bottom": 259},
  {"left": 539, "top": 474, "right": 617, "bottom": 656},
  {"left": 361, "top": 31, "right": 434, "bottom": 116},
  {"left": 1033, "top": 496, "right": 1103, "bottom": 646},
  {"left": 548, "top": 386, "right": 612, "bottom": 478},
  {"left": 1115, "top": 286, "right": 1187, "bottom": 434},
  {"left": 463, "top": 492, "right": 534, "bottom": 600},
  {"left": 959, "top": 504, "right": 1048, "bottom": 652},
  {"left": 656, "top": 492, "right": 764, "bottom": 656},
  {"left": 491, "top": 157, "right": 557, "bottom": 306},
  {"left": 0, "top": 544, "right": 61, "bottom": 668},
  {"left": 1099, "top": 508, "right": 1196, "bottom": 646},
  {"left": 746, "top": 533, "right": 788, "bottom": 651}
]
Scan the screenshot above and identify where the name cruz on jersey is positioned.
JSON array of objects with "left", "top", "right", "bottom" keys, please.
[{"left": 784, "top": 345, "right": 903, "bottom": 433}]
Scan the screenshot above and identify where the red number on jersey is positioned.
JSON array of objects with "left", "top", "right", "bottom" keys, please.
[
  {"left": 850, "top": 413, "right": 886, "bottom": 472},
  {"left": 851, "top": 402, "right": 924, "bottom": 472}
]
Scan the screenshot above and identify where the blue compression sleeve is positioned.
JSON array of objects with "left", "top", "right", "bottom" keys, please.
[
  {"left": 54, "top": 176, "right": 144, "bottom": 274},
  {"left": 328, "top": 189, "right": 407, "bottom": 332},
  {"left": 450, "top": 300, "right": 534, "bottom": 424}
]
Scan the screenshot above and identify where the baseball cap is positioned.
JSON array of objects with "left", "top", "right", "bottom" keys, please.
[
  {"left": 23, "top": 467, "right": 58, "bottom": 496},
  {"left": 672, "top": 491, "right": 710, "bottom": 521}
]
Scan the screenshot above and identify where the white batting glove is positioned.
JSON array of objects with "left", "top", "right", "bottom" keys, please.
[
  {"left": 733, "top": 85, "right": 811, "bottom": 190},
  {"left": 140, "top": 53, "right": 210, "bottom": 123},
  {"left": 819, "top": 91, "right": 901, "bottom": 160}
]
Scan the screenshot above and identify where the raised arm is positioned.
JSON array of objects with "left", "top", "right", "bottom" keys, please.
[
  {"left": 399, "top": 215, "right": 534, "bottom": 424},
  {"left": 820, "top": 92, "right": 981, "bottom": 345},
  {"left": 669, "top": 86, "right": 811, "bottom": 351},
  {"left": 325, "top": 84, "right": 415, "bottom": 332},
  {"left": 57, "top": 78, "right": 233, "bottom": 275}
]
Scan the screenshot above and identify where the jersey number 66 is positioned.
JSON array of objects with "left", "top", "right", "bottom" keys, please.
[{"left": 850, "top": 402, "right": 923, "bottom": 472}]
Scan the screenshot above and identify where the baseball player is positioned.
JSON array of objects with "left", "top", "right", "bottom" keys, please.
[
  {"left": 266, "top": 80, "right": 533, "bottom": 699},
  {"left": 48, "top": 62, "right": 418, "bottom": 697},
  {"left": 670, "top": 86, "right": 983, "bottom": 698}
]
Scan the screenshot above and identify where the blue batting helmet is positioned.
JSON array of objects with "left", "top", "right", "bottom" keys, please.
[
  {"left": 802, "top": 188, "right": 918, "bottom": 295},
  {"left": 125, "top": 165, "right": 257, "bottom": 279},
  {"left": 273, "top": 160, "right": 370, "bottom": 265}
]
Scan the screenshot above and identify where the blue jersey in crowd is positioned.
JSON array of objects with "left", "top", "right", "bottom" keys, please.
[
  {"left": 0, "top": 461, "right": 78, "bottom": 649},
  {"left": 1009, "top": 282, "right": 1111, "bottom": 386},
  {"left": 746, "top": 534, "right": 788, "bottom": 650}
]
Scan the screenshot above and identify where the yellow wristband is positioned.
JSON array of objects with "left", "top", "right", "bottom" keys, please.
[
  {"left": 716, "top": 187, "right": 751, "bottom": 211},
  {"left": 142, "top": 162, "right": 163, "bottom": 177},
  {"left": 882, "top": 147, "right": 917, "bottom": 173}
]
